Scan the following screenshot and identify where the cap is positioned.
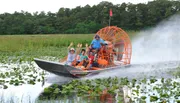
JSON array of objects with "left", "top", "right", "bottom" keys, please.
[{"left": 70, "top": 48, "right": 75, "bottom": 51}]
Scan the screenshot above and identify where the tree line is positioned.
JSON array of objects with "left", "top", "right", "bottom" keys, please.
[{"left": 0, "top": 0, "right": 180, "bottom": 34}]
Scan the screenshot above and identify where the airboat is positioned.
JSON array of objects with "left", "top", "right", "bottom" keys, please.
[{"left": 34, "top": 26, "right": 132, "bottom": 78}]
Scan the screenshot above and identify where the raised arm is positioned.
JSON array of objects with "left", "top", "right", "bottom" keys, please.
[
  {"left": 68, "top": 42, "right": 73, "bottom": 50},
  {"left": 76, "top": 43, "right": 81, "bottom": 55},
  {"left": 60, "top": 43, "right": 73, "bottom": 62},
  {"left": 85, "top": 43, "right": 89, "bottom": 55}
]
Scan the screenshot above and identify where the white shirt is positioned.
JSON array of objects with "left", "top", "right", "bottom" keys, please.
[{"left": 67, "top": 52, "right": 76, "bottom": 62}]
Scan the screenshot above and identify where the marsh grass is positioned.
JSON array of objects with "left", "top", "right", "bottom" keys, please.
[
  {"left": 0, "top": 34, "right": 93, "bottom": 52},
  {"left": 0, "top": 32, "right": 137, "bottom": 61},
  {"left": 0, "top": 32, "right": 136, "bottom": 52},
  {"left": 0, "top": 34, "right": 92, "bottom": 63},
  {"left": 0, "top": 34, "right": 92, "bottom": 62}
]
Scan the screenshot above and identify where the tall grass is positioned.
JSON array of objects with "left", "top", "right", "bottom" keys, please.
[
  {"left": 0, "top": 34, "right": 93, "bottom": 52},
  {"left": 0, "top": 32, "right": 137, "bottom": 60},
  {"left": 0, "top": 34, "right": 94, "bottom": 59}
]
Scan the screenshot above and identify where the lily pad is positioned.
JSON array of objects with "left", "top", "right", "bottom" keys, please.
[
  {"left": 141, "top": 96, "right": 146, "bottom": 100},
  {"left": 150, "top": 96, "right": 158, "bottom": 102},
  {"left": 3, "top": 85, "right": 8, "bottom": 89}
]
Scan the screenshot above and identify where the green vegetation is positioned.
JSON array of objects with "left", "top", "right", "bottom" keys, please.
[
  {"left": 0, "top": 62, "right": 45, "bottom": 87},
  {"left": 0, "top": 34, "right": 93, "bottom": 52},
  {"left": 172, "top": 67, "right": 180, "bottom": 77},
  {"left": 0, "top": 32, "right": 136, "bottom": 62},
  {"left": 0, "top": 0, "right": 180, "bottom": 34},
  {"left": 0, "top": 34, "right": 93, "bottom": 62},
  {"left": 150, "top": 96, "right": 159, "bottom": 102},
  {"left": 38, "top": 77, "right": 180, "bottom": 102},
  {"left": 39, "top": 77, "right": 125, "bottom": 102}
]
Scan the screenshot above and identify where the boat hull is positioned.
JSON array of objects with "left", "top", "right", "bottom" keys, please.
[{"left": 34, "top": 58, "right": 130, "bottom": 78}]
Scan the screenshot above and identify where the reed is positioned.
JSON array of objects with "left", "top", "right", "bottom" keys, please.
[{"left": 0, "top": 32, "right": 137, "bottom": 59}]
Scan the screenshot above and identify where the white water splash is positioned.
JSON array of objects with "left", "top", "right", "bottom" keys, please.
[{"left": 132, "top": 14, "right": 180, "bottom": 64}]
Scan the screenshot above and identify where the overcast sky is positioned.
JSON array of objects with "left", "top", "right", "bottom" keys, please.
[{"left": 0, "top": 0, "right": 154, "bottom": 14}]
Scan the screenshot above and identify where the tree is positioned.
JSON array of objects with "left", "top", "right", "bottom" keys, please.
[{"left": 0, "top": 0, "right": 180, "bottom": 34}]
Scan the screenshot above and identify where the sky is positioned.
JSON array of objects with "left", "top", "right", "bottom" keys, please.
[{"left": 0, "top": 0, "right": 154, "bottom": 14}]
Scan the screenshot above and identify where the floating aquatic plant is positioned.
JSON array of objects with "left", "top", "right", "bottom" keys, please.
[
  {"left": 0, "top": 60, "right": 46, "bottom": 89},
  {"left": 37, "top": 76, "right": 180, "bottom": 102},
  {"left": 150, "top": 78, "right": 157, "bottom": 84},
  {"left": 141, "top": 96, "right": 146, "bottom": 100},
  {"left": 3, "top": 85, "right": 8, "bottom": 89},
  {"left": 150, "top": 96, "right": 159, "bottom": 102},
  {"left": 0, "top": 55, "right": 180, "bottom": 102}
]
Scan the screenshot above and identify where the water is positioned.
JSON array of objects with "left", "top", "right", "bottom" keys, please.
[{"left": 0, "top": 83, "right": 51, "bottom": 103}]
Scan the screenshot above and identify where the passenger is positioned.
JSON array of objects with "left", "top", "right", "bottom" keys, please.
[
  {"left": 82, "top": 57, "right": 89, "bottom": 68},
  {"left": 87, "top": 52, "right": 94, "bottom": 69},
  {"left": 86, "top": 52, "right": 99, "bottom": 69},
  {"left": 75, "top": 58, "right": 89, "bottom": 70},
  {"left": 66, "top": 43, "right": 76, "bottom": 65},
  {"left": 76, "top": 49, "right": 88, "bottom": 65},
  {"left": 75, "top": 51, "right": 89, "bottom": 70}
]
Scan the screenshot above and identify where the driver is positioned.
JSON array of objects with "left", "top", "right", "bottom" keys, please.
[{"left": 90, "top": 34, "right": 105, "bottom": 50}]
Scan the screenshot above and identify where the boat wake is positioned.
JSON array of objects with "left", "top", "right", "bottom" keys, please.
[
  {"left": 83, "top": 60, "right": 180, "bottom": 80},
  {"left": 83, "top": 14, "right": 180, "bottom": 80}
]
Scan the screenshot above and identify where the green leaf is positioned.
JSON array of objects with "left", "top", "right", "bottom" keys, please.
[
  {"left": 3, "top": 85, "right": 8, "bottom": 89},
  {"left": 150, "top": 96, "right": 158, "bottom": 102},
  {"left": 141, "top": 96, "right": 146, "bottom": 100}
]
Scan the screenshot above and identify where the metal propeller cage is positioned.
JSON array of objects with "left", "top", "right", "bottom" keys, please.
[{"left": 96, "top": 26, "right": 132, "bottom": 65}]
